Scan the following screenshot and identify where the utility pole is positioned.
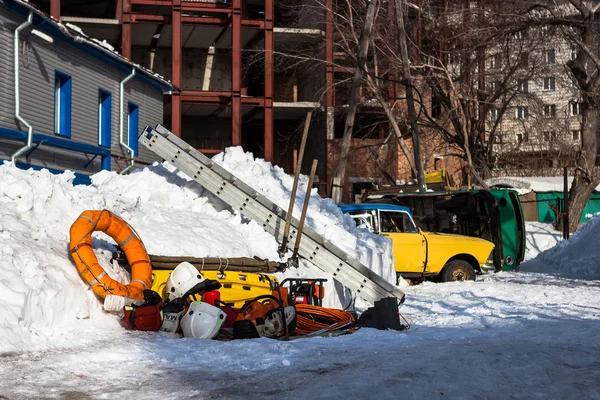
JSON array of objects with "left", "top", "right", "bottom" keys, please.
[
  {"left": 393, "top": 0, "right": 426, "bottom": 191},
  {"left": 331, "top": 0, "right": 379, "bottom": 203}
]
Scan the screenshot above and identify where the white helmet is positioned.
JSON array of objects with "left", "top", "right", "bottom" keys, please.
[
  {"left": 180, "top": 301, "right": 227, "bottom": 339},
  {"left": 166, "top": 262, "right": 205, "bottom": 301}
]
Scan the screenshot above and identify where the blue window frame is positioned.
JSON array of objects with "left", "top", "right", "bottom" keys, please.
[
  {"left": 54, "top": 71, "right": 72, "bottom": 138},
  {"left": 98, "top": 89, "right": 112, "bottom": 148},
  {"left": 128, "top": 102, "right": 139, "bottom": 156}
]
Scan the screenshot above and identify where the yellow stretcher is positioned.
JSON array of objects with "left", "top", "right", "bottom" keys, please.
[{"left": 151, "top": 269, "right": 278, "bottom": 308}]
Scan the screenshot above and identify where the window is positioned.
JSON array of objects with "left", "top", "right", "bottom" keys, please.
[
  {"left": 517, "top": 132, "right": 529, "bottom": 143},
  {"left": 571, "top": 102, "right": 583, "bottom": 116},
  {"left": 490, "top": 53, "right": 501, "bottom": 69},
  {"left": 519, "top": 53, "right": 529, "bottom": 67},
  {"left": 54, "top": 71, "right": 72, "bottom": 138},
  {"left": 349, "top": 212, "right": 374, "bottom": 233},
  {"left": 489, "top": 108, "right": 499, "bottom": 121},
  {"left": 431, "top": 96, "right": 442, "bottom": 119},
  {"left": 424, "top": 55, "right": 436, "bottom": 66},
  {"left": 448, "top": 52, "right": 460, "bottom": 65},
  {"left": 516, "top": 106, "right": 529, "bottom": 120},
  {"left": 571, "top": 48, "right": 578, "bottom": 60},
  {"left": 544, "top": 49, "right": 556, "bottom": 64},
  {"left": 515, "top": 30, "right": 528, "bottom": 40},
  {"left": 490, "top": 81, "right": 501, "bottom": 93},
  {"left": 572, "top": 130, "right": 581, "bottom": 140},
  {"left": 543, "top": 104, "right": 556, "bottom": 118},
  {"left": 543, "top": 77, "right": 556, "bottom": 91},
  {"left": 98, "top": 89, "right": 112, "bottom": 148},
  {"left": 379, "top": 211, "right": 418, "bottom": 233},
  {"left": 128, "top": 102, "right": 139, "bottom": 156},
  {"left": 543, "top": 131, "right": 557, "bottom": 141},
  {"left": 494, "top": 134, "right": 503, "bottom": 144},
  {"left": 518, "top": 79, "right": 528, "bottom": 93}
]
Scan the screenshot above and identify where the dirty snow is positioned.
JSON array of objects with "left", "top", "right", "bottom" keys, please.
[{"left": 1, "top": 158, "right": 600, "bottom": 399}]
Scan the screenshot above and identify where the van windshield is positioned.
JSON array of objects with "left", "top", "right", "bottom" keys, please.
[{"left": 380, "top": 211, "right": 418, "bottom": 233}]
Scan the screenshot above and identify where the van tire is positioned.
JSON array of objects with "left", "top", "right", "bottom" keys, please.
[{"left": 441, "top": 260, "right": 476, "bottom": 282}]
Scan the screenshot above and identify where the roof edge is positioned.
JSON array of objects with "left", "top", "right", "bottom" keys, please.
[{"left": 3, "top": 0, "right": 173, "bottom": 93}]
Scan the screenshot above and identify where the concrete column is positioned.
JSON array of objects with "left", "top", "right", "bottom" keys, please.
[
  {"left": 171, "top": 2, "right": 182, "bottom": 136},
  {"left": 263, "top": 0, "right": 274, "bottom": 161},
  {"left": 231, "top": 0, "right": 242, "bottom": 146}
]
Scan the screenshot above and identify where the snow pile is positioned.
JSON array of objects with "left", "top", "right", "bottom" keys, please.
[
  {"left": 212, "top": 147, "right": 395, "bottom": 286},
  {"left": 521, "top": 214, "right": 600, "bottom": 278},
  {"left": 0, "top": 149, "right": 395, "bottom": 353}
]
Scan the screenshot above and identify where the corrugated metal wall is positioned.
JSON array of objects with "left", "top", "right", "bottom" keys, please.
[{"left": 0, "top": 6, "right": 164, "bottom": 176}]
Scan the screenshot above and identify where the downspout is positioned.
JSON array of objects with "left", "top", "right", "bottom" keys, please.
[
  {"left": 119, "top": 67, "right": 136, "bottom": 174},
  {"left": 11, "top": 11, "right": 34, "bottom": 163}
]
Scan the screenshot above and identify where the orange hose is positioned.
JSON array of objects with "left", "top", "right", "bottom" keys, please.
[{"left": 295, "top": 304, "right": 355, "bottom": 335}]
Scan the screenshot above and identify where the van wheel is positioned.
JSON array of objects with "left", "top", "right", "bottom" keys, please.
[{"left": 442, "top": 260, "right": 476, "bottom": 282}]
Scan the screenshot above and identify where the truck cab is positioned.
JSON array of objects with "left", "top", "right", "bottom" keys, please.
[{"left": 339, "top": 203, "right": 496, "bottom": 282}]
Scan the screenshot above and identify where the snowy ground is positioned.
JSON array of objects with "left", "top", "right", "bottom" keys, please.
[
  {"left": 1, "top": 158, "right": 600, "bottom": 399},
  {"left": 2, "top": 272, "right": 600, "bottom": 399}
]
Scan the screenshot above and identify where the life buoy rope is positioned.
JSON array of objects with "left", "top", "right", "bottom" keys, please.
[{"left": 69, "top": 210, "right": 152, "bottom": 301}]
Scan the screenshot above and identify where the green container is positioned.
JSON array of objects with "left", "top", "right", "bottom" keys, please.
[{"left": 537, "top": 192, "right": 600, "bottom": 223}]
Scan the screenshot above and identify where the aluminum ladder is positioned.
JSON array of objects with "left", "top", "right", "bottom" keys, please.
[{"left": 139, "top": 125, "right": 405, "bottom": 304}]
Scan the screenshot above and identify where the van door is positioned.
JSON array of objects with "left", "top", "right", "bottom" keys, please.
[
  {"left": 379, "top": 210, "right": 426, "bottom": 274},
  {"left": 508, "top": 191, "right": 526, "bottom": 266}
]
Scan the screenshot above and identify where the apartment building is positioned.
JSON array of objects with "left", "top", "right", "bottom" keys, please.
[{"left": 489, "top": 28, "right": 583, "bottom": 177}]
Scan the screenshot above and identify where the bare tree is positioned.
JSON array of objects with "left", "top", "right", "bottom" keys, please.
[
  {"left": 331, "top": 0, "right": 379, "bottom": 203},
  {"left": 268, "top": 0, "right": 599, "bottom": 228}
]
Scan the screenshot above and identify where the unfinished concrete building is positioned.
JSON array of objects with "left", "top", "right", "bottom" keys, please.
[
  {"left": 27, "top": 0, "right": 462, "bottom": 202},
  {"left": 31, "top": 0, "right": 324, "bottom": 171}
]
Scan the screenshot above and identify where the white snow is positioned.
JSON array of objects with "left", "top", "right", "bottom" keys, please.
[
  {"left": 2, "top": 160, "right": 600, "bottom": 398},
  {"left": 523, "top": 221, "right": 562, "bottom": 261},
  {"left": 64, "top": 22, "right": 84, "bottom": 35},
  {"left": 0, "top": 150, "right": 394, "bottom": 354},
  {"left": 486, "top": 175, "right": 600, "bottom": 194},
  {"left": 521, "top": 215, "right": 600, "bottom": 278}
]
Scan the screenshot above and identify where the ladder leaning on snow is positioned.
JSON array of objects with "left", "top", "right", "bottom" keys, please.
[{"left": 139, "top": 125, "right": 405, "bottom": 305}]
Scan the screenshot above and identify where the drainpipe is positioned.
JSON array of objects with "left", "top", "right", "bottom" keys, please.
[
  {"left": 119, "top": 67, "right": 136, "bottom": 174},
  {"left": 11, "top": 11, "right": 34, "bottom": 163}
]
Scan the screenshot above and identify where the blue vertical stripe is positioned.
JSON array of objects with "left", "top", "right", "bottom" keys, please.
[
  {"left": 98, "top": 90, "right": 112, "bottom": 148},
  {"left": 128, "top": 102, "right": 139, "bottom": 156},
  {"left": 54, "top": 71, "right": 72, "bottom": 138}
]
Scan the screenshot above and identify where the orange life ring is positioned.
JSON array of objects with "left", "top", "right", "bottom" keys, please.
[{"left": 69, "top": 210, "right": 152, "bottom": 301}]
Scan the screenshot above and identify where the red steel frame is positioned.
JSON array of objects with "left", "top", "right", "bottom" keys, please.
[{"left": 60, "top": 0, "right": 278, "bottom": 161}]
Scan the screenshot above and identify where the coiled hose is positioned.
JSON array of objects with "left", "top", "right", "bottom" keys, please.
[{"left": 295, "top": 304, "right": 355, "bottom": 335}]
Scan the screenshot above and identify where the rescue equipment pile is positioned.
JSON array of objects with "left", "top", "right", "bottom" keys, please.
[
  {"left": 69, "top": 210, "right": 407, "bottom": 340},
  {"left": 121, "top": 260, "right": 360, "bottom": 340}
]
